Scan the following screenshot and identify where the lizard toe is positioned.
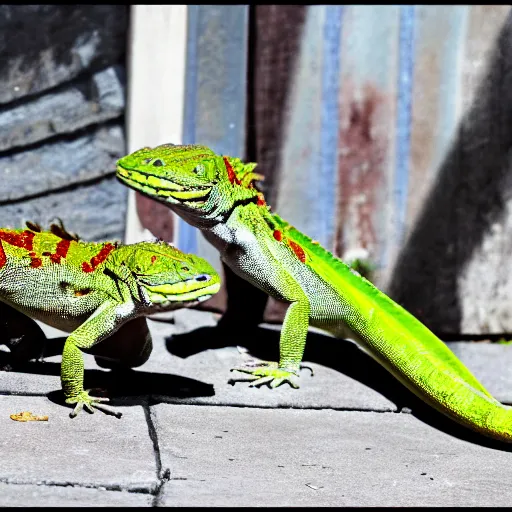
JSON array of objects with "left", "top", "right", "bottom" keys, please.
[{"left": 66, "top": 390, "right": 122, "bottom": 419}]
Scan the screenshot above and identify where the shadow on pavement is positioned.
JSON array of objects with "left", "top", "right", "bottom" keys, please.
[
  {"left": 167, "top": 323, "right": 512, "bottom": 452},
  {"left": 2, "top": 348, "right": 215, "bottom": 414}
]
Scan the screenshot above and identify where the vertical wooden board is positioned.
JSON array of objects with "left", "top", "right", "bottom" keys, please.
[
  {"left": 265, "top": 6, "right": 342, "bottom": 323},
  {"left": 385, "top": 6, "right": 467, "bottom": 330},
  {"left": 335, "top": 5, "right": 399, "bottom": 287},
  {"left": 181, "top": 5, "right": 249, "bottom": 312},
  {"left": 459, "top": 6, "right": 511, "bottom": 113},
  {"left": 273, "top": 6, "right": 326, "bottom": 243},
  {"left": 124, "top": 5, "right": 188, "bottom": 244},
  {"left": 404, "top": 6, "right": 468, "bottom": 245},
  {"left": 319, "top": 7, "right": 344, "bottom": 251},
  {"left": 271, "top": 5, "right": 344, "bottom": 249},
  {"left": 454, "top": 6, "right": 512, "bottom": 334},
  {"left": 389, "top": 6, "right": 512, "bottom": 334}
]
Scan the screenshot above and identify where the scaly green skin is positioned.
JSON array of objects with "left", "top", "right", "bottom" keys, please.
[
  {"left": 117, "top": 143, "right": 512, "bottom": 442},
  {"left": 0, "top": 221, "right": 220, "bottom": 418}
]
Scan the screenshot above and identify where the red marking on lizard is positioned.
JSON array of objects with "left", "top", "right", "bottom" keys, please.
[
  {"left": 273, "top": 230, "right": 283, "bottom": 242},
  {"left": 0, "top": 230, "right": 43, "bottom": 268},
  {"left": 0, "top": 230, "right": 35, "bottom": 251},
  {"left": 257, "top": 193, "right": 266, "bottom": 206},
  {"left": 50, "top": 239, "right": 71, "bottom": 264},
  {"left": 30, "top": 257, "right": 43, "bottom": 268},
  {"left": 82, "top": 243, "right": 115, "bottom": 273},
  {"left": 0, "top": 242, "right": 6, "bottom": 269},
  {"left": 151, "top": 255, "right": 157, "bottom": 264},
  {"left": 288, "top": 240, "right": 306, "bottom": 263},
  {"left": 223, "top": 157, "right": 241, "bottom": 185}
]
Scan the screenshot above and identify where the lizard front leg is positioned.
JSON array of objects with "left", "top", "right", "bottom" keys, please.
[
  {"left": 61, "top": 301, "right": 126, "bottom": 418},
  {"left": 230, "top": 283, "right": 311, "bottom": 388}
]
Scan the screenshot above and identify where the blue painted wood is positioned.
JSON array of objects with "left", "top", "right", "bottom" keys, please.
[
  {"left": 335, "top": 5, "right": 400, "bottom": 284},
  {"left": 405, "top": 6, "right": 469, "bottom": 232},
  {"left": 393, "top": 5, "right": 416, "bottom": 250},
  {"left": 320, "top": 6, "right": 344, "bottom": 251},
  {"left": 274, "top": 6, "right": 329, "bottom": 246},
  {"left": 179, "top": 5, "right": 249, "bottom": 258}
]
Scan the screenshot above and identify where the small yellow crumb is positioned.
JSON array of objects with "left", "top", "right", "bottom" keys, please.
[{"left": 10, "top": 411, "right": 49, "bottom": 422}]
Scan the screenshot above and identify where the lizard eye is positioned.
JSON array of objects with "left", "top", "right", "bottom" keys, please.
[
  {"left": 152, "top": 159, "right": 164, "bottom": 167},
  {"left": 192, "top": 164, "right": 204, "bottom": 175}
]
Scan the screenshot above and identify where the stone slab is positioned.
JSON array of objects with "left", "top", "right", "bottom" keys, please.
[
  {"left": 131, "top": 311, "right": 400, "bottom": 412},
  {"left": 0, "top": 124, "right": 125, "bottom": 203},
  {"left": 0, "top": 66, "right": 125, "bottom": 152},
  {"left": 154, "top": 403, "right": 512, "bottom": 507},
  {"left": 0, "top": 174, "right": 128, "bottom": 242},
  {"left": 0, "top": 483, "right": 152, "bottom": 507},
  {"left": 0, "top": 395, "right": 157, "bottom": 492},
  {"left": 0, "top": 6, "right": 128, "bottom": 104}
]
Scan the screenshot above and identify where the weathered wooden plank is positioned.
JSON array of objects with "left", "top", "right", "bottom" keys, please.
[
  {"left": 273, "top": 6, "right": 327, "bottom": 244},
  {"left": 404, "top": 6, "right": 468, "bottom": 244},
  {"left": 455, "top": 6, "right": 512, "bottom": 334},
  {"left": 124, "top": 5, "right": 188, "bottom": 244},
  {"left": 388, "top": 6, "right": 512, "bottom": 334},
  {"left": 181, "top": 5, "right": 249, "bottom": 263},
  {"left": 264, "top": 6, "right": 330, "bottom": 322},
  {"left": 334, "top": 5, "right": 400, "bottom": 287},
  {"left": 178, "top": 5, "right": 249, "bottom": 313}
]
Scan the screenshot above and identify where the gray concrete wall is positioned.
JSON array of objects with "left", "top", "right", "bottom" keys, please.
[{"left": 0, "top": 5, "right": 128, "bottom": 241}]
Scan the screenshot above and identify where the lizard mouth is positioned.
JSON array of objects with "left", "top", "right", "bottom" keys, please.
[
  {"left": 117, "top": 167, "right": 211, "bottom": 203},
  {"left": 146, "top": 282, "right": 220, "bottom": 308}
]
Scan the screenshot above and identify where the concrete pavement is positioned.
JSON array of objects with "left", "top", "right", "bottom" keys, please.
[{"left": 0, "top": 309, "right": 511, "bottom": 506}]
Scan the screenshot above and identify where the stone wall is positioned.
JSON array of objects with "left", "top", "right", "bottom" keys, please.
[{"left": 0, "top": 5, "right": 129, "bottom": 241}]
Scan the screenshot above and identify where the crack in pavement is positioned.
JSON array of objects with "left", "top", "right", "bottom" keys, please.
[
  {"left": 0, "top": 477, "right": 152, "bottom": 494},
  {"left": 143, "top": 403, "right": 171, "bottom": 506}
]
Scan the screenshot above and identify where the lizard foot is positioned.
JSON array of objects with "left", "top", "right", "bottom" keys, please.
[
  {"left": 233, "top": 356, "right": 314, "bottom": 376},
  {"left": 229, "top": 363, "right": 301, "bottom": 389},
  {"left": 65, "top": 389, "right": 122, "bottom": 419}
]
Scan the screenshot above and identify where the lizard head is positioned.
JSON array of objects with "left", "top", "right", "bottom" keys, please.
[
  {"left": 108, "top": 241, "right": 220, "bottom": 311},
  {"left": 116, "top": 143, "right": 264, "bottom": 221}
]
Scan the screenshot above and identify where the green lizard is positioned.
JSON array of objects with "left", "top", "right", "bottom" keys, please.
[
  {"left": 0, "top": 220, "right": 220, "bottom": 418},
  {"left": 117, "top": 143, "right": 512, "bottom": 443}
]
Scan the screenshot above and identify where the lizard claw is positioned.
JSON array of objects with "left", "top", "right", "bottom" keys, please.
[
  {"left": 65, "top": 389, "right": 122, "bottom": 419},
  {"left": 229, "top": 364, "right": 300, "bottom": 389},
  {"left": 235, "top": 356, "right": 314, "bottom": 376},
  {"left": 300, "top": 364, "right": 314, "bottom": 376}
]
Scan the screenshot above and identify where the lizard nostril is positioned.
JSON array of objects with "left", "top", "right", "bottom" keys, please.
[{"left": 195, "top": 274, "right": 210, "bottom": 282}]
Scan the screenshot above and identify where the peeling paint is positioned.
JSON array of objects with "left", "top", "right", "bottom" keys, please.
[{"left": 335, "top": 82, "right": 388, "bottom": 259}]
